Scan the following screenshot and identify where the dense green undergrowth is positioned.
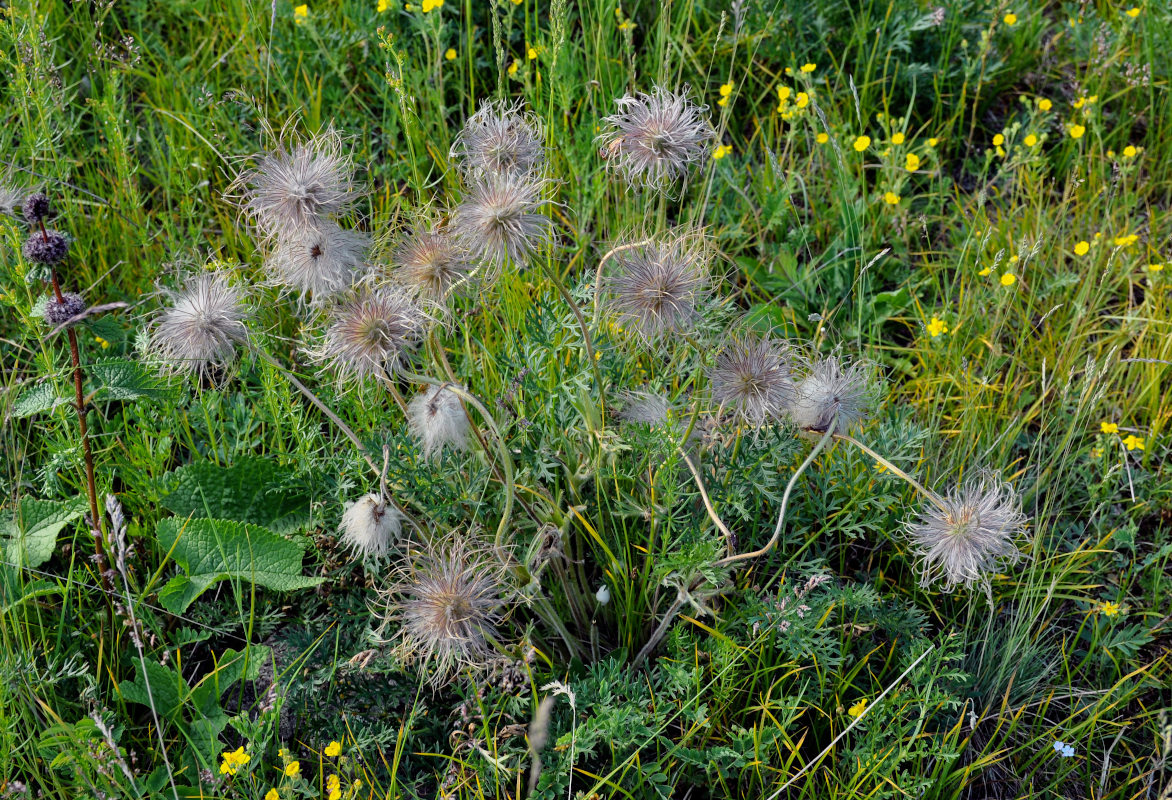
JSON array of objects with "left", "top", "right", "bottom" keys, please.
[{"left": 1, "top": 0, "right": 1169, "bottom": 798}]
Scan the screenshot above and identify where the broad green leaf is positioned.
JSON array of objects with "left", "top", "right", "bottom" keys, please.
[
  {"left": 119, "top": 657, "right": 187, "bottom": 723},
  {"left": 155, "top": 517, "right": 323, "bottom": 613},
  {"left": 743, "top": 302, "right": 790, "bottom": 333},
  {"left": 11, "top": 383, "right": 70, "bottom": 419},
  {"left": 87, "top": 358, "right": 172, "bottom": 402},
  {"left": 160, "top": 458, "right": 312, "bottom": 534},
  {"left": 2, "top": 496, "right": 85, "bottom": 568}
]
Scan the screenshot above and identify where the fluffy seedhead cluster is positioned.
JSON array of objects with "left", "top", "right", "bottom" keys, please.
[
  {"left": 605, "top": 230, "right": 710, "bottom": 344},
  {"left": 0, "top": 181, "right": 23, "bottom": 217},
  {"left": 615, "top": 390, "right": 673, "bottom": 426},
  {"left": 598, "top": 85, "right": 715, "bottom": 191},
  {"left": 308, "top": 286, "right": 428, "bottom": 386},
  {"left": 905, "top": 472, "right": 1026, "bottom": 596},
  {"left": 787, "top": 352, "right": 874, "bottom": 434},
  {"left": 268, "top": 223, "right": 369, "bottom": 298},
  {"left": 374, "top": 537, "right": 510, "bottom": 686},
  {"left": 148, "top": 270, "right": 251, "bottom": 379},
  {"left": 407, "top": 384, "right": 470, "bottom": 459},
  {"left": 451, "top": 171, "right": 553, "bottom": 269},
  {"left": 450, "top": 100, "right": 546, "bottom": 178},
  {"left": 709, "top": 335, "right": 796, "bottom": 426},
  {"left": 339, "top": 493, "right": 403, "bottom": 559},
  {"left": 392, "top": 226, "right": 474, "bottom": 300}
]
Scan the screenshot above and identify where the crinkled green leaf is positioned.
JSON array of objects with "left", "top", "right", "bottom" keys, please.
[
  {"left": 87, "top": 358, "right": 172, "bottom": 402},
  {"left": 11, "top": 383, "right": 70, "bottom": 419},
  {"left": 160, "top": 458, "right": 312, "bottom": 534},
  {"left": 2, "top": 496, "right": 85, "bottom": 568},
  {"left": 119, "top": 657, "right": 186, "bottom": 723},
  {"left": 155, "top": 517, "right": 322, "bottom": 614}
]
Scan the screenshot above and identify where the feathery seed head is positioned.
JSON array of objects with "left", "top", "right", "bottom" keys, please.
[
  {"left": 308, "top": 286, "right": 428, "bottom": 386},
  {"left": 905, "top": 472, "right": 1026, "bottom": 597},
  {"left": 0, "top": 181, "right": 23, "bottom": 217},
  {"left": 451, "top": 171, "right": 553, "bottom": 268},
  {"left": 615, "top": 390, "right": 673, "bottom": 426},
  {"left": 709, "top": 335, "right": 795, "bottom": 426},
  {"left": 232, "top": 127, "right": 357, "bottom": 238},
  {"left": 23, "top": 230, "right": 70, "bottom": 265},
  {"left": 339, "top": 493, "right": 403, "bottom": 559},
  {"left": 393, "top": 226, "right": 474, "bottom": 300},
  {"left": 787, "top": 352, "right": 874, "bottom": 433},
  {"left": 149, "top": 270, "right": 250, "bottom": 379},
  {"left": 268, "top": 221, "right": 369, "bottom": 300},
  {"left": 450, "top": 99, "right": 546, "bottom": 177},
  {"left": 604, "top": 230, "right": 710, "bottom": 343},
  {"left": 374, "top": 537, "right": 510, "bottom": 686},
  {"left": 407, "top": 384, "right": 470, "bottom": 459},
  {"left": 44, "top": 292, "right": 87, "bottom": 327},
  {"left": 22, "top": 192, "right": 50, "bottom": 224},
  {"left": 598, "top": 85, "right": 715, "bottom": 192}
]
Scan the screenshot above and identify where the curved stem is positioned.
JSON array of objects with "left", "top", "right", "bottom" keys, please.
[
  {"left": 398, "top": 370, "right": 516, "bottom": 550},
  {"left": 632, "top": 589, "right": 686, "bottom": 667},
  {"left": 680, "top": 450, "right": 734, "bottom": 549},
  {"left": 715, "top": 423, "right": 836, "bottom": 568},
  {"left": 832, "top": 433, "right": 948, "bottom": 513},
  {"left": 590, "top": 238, "right": 654, "bottom": 328},
  {"left": 536, "top": 260, "right": 604, "bottom": 410}
]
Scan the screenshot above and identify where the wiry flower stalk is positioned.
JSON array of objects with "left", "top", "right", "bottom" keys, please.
[
  {"left": 372, "top": 537, "right": 511, "bottom": 687},
  {"left": 597, "top": 85, "right": 715, "bottom": 192},
  {"left": 148, "top": 269, "right": 251, "bottom": 380},
  {"left": 602, "top": 229, "right": 711, "bottom": 345},
  {"left": 905, "top": 471, "right": 1027, "bottom": 598},
  {"left": 450, "top": 99, "right": 547, "bottom": 177}
]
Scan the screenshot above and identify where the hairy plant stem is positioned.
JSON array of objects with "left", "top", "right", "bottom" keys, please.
[
  {"left": 715, "top": 422, "right": 836, "bottom": 568},
  {"left": 832, "top": 432, "right": 949, "bottom": 513},
  {"left": 397, "top": 370, "right": 516, "bottom": 550},
  {"left": 49, "top": 267, "right": 110, "bottom": 589},
  {"left": 632, "top": 589, "right": 685, "bottom": 667}
]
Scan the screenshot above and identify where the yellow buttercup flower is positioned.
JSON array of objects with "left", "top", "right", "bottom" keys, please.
[
  {"left": 1113, "top": 234, "right": 1139, "bottom": 247},
  {"left": 927, "top": 137, "right": 938, "bottom": 147},
  {"left": 219, "top": 747, "right": 250, "bottom": 776},
  {"left": 992, "top": 133, "right": 1004, "bottom": 147},
  {"left": 1024, "top": 134, "right": 1038, "bottom": 147},
  {"left": 853, "top": 135, "right": 871, "bottom": 152},
  {"left": 377, "top": 0, "right": 389, "bottom": 10},
  {"left": 445, "top": 48, "right": 457, "bottom": 60},
  {"left": 712, "top": 144, "right": 732, "bottom": 160},
  {"left": 1000, "top": 273, "right": 1016, "bottom": 286},
  {"left": 1098, "top": 601, "right": 1122, "bottom": 616},
  {"left": 1069, "top": 124, "right": 1086, "bottom": 139},
  {"left": 507, "top": 59, "right": 519, "bottom": 76},
  {"left": 719, "top": 83, "right": 732, "bottom": 97},
  {"left": 1038, "top": 98, "right": 1052, "bottom": 111},
  {"left": 1125, "top": 7, "right": 1140, "bottom": 17},
  {"left": 848, "top": 698, "right": 868, "bottom": 718},
  {"left": 926, "top": 316, "right": 948, "bottom": 337},
  {"left": 1100, "top": 422, "right": 1118, "bottom": 434},
  {"left": 800, "top": 62, "right": 816, "bottom": 73},
  {"left": 1149, "top": 263, "right": 1164, "bottom": 272},
  {"left": 1074, "top": 241, "right": 1089, "bottom": 255},
  {"left": 325, "top": 741, "right": 342, "bottom": 757},
  {"left": 293, "top": 4, "right": 308, "bottom": 23},
  {"left": 891, "top": 132, "right": 905, "bottom": 145},
  {"left": 883, "top": 191, "right": 900, "bottom": 205},
  {"left": 978, "top": 266, "right": 993, "bottom": 276},
  {"left": 816, "top": 132, "right": 829, "bottom": 144},
  {"left": 1122, "top": 435, "right": 1144, "bottom": 451},
  {"left": 265, "top": 790, "right": 280, "bottom": 800},
  {"left": 1003, "top": 12, "right": 1018, "bottom": 25},
  {"left": 795, "top": 91, "right": 809, "bottom": 108},
  {"left": 284, "top": 761, "right": 301, "bottom": 778},
  {"left": 1122, "top": 145, "right": 1137, "bottom": 158},
  {"left": 905, "top": 152, "right": 920, "bottom": 171}
]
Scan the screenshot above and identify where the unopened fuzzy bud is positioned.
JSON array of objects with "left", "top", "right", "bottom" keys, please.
[
  {"left": 22, "top": 192, "right": 50, "bottom": 224},
  {"left": 44, "top": 292, "right": 86, "bottom": 326},
  {"left": 23, "top": 230, "right": 70, "bottom": 265}
]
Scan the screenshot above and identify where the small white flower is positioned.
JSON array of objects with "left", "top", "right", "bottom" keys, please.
[
  {"left": 339, "top": 493, "right": 403, "bottom": 559},
  {"left": 595, "top": 584, "right": 611, "bottom": 605}
]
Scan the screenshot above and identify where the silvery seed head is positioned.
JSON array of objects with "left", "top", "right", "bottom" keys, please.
[
  {"left": 149, "top": 270, "right": 250, "bottom": 379},
  {"left": 709, "top": 335, "right": 796, "bottom": 426},
  {"left": 407, "top": 384, "right": 470, "bottom": 459},
  {"left": 339, "top": 493, "right": 403, "bottom": 559},
  {"left": 615, "top": 390, "right": 673, "bottom": 426},
  {"left": 393, "top": 226, "right": 474, "bottom": 300},
  {"left": 268, "top": 221, "right": 369, "bottom": 300},
  {"left": 308, "top": 286, "right": 428, "bottom": 386},
  {"left": 231, "top": 127, "right": 357, "bottom": 238},
  {"left": 451, "top": 171, "right": 553, "bottom": 268},
  {"left": 787, "top": 352, "right": 874, "bottom": 434},
  {"left": 44, "top": 292, "right": 87, "bottom": 327},
  {"left": 373, "top": 537, "right": 510, "bottom": 686},
  {"left": 597, "top": 85, "right": 715, "bottom": 192},
  {"left": 604, "top": 229, "right": 710, "bottom": 344},
  {"left": 905, "top": 471, "right": 1027, "bottom": 597},
  {"left": 450, "top": 99, "right": 547, "bottom": 177},
  {"left": 0, "top": 181, "right": 23, "bottom": 217}
]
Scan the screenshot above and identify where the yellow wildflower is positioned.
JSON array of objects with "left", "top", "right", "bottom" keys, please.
[
  {"left": 445, "top": 48, "right": 457, "bottom": 60},
  {"left": 1122, "top": 435, "right": 1144, "bottom": 451},
  {"left": 1149, "top": 263, "right": 1164, "bottom": 272},
  {"left": 795, "top": 91, "right": 809, "bottom": 108},
  {"left": 265, "top": 791, "right": 280, "bottom": 800},
  {"left": 1038, "top": 98, "right": 1052, "bottom": 111},
  {"left": 95, "top": 335, "right": 110, "bottom": 349},
  {"left": 1003, "top": 12, "right": 1018, "bottom": 25},
  {"left": 219, "top": 747, "right": 250, "bottom": 776},
  {"left": 1069, "top": 124, "right": 1086, "bottom": 139},
  {"left": 1125, "top": 7, "right": 1140, "bottom": 18},
  {"left": 1074, "top": 241, "right": 1089, "bottom": 255},
  {"left": 1024, "top": 134, "right": 1038, "bottom": 147},
  {"left": 1122, "top": 145, "right": 1137, "bottom": 158},
  {"left": 927, "top": 137, "right": 938, "bottom": 147},
  {"left": 325, "top": 741, "right": 342, "bottom": 757},
  {"left": 927, "top": 316, "right": 948, "bottom": 337},
  {"left": 905, "top": 152, "right": 920, "bottom": 171},
  {"left": 883, "top": 191, "right": 900, "bottom": 205},
  {"left": 816, "top": 132, "right": 829, "bottom": 144},
  {"left": 800, "top": 62, "right": 816, "bottom": 73},
  {"left": 992, "top": 133, "right": 1004, "bottom": 147},
  {"left": 853, "top": 135, "right": 871, "bottom": 152},
  {"left": 1000, "top": 273, "right": 1016, "bottom": 286},
  {"left": 377, "top": 0, "right": 389, "bottom": 10},
  {"left": 293, "top": 4, "right": 308, "bottom": 23},
  {"left": 712, "top": 144, "right": 732, "bottom": 160},
  {"left": 891, "top": 132, "right": 905, "bottom": 145},
  {"left": 1113, "top": 234, "right": 1139, "bottom": 247},
  {"left": 507, "top": 59, "right": 519, "bottom": 76},
  {"left": 284, "top": 761, "right": 301, "bottom": 778},
  {"left": 978, "top": 266, "right": 992, "bottom": 276},
  {"left": 1098, "top": 601, "right": 1122, "bottom": 616},
  {"left": 1100, "top": 422, "right": 1119, "bottom": 434},
  {"left": 848, "top": 698, "right": 868, "bottom": 718}
]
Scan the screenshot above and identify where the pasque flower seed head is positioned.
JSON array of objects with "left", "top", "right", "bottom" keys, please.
[
  {"left": 339, "top": 493, "right": 403, "bottom": 559},
  {"left": 149, "top": 270, "right": 250, "bottom": 379},
  {"left": 450, "top": 99, "right": 547, "bottom": 177},
  {"left": 308, "top": 286, "right": 428, "bottom": 386},
  {"left": 598, "top": 85, "right": 715, "bottom": 192}
]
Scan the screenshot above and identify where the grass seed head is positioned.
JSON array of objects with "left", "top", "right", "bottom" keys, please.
[
  {"left": 709, "top": 334, "right": 796, "bottom": 426},
  {"left": 450, "top": 99, "right": 547, "bottom": 177},
  {"left": 339, "top": 493, "right": 403, "bottom": 559},
  {"left": 149, "top": 269, "right": 250, "bottom": 380},
  {"left": 451, "top": 171, "right": 553, "bottom": 268},
  {"left": 905, "top": 471, "right": 1027, "bottom": 597},
  {"left": 598, "top": 85, "right": 715, "bottom": 192},
  {"left": 308, "top": 286, "right": 428, "bottom": 386},
  {"left": 407, "top": 384, "right": 470, "bottom": 459}
]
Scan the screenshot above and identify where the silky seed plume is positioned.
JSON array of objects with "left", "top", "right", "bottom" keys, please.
[
  {"left": 604, "top": 229, "right": 710, "bottom": 344},
  {"left": 393, "top": 226, "right": 474, "bottom": 300},
  {"left": 339, "top": 493, "right": 403, "bottom": 560},
  {"left": 148, "top": 270, "right": 250, "bottom": 380},
  {"left": 450, "top": 99, "right": 547, "bottom": 177},
  {"left": 451, "top": 171, "right": 553, "bottom": 268},
  {"left": 787, "top": 352, "right": 874, "bottom": 433},
  {"left": 407, "top": 384, "right": 471, "bottom": 459},
  {"left": 268, "top": 221, "right": 369, "bottom": 301},
  {"left": 597, "top": 85, "right": 715, "bottom": 192},
  {"left": 709, "top": 335, "right": 795, "bottom": 426},
  {"left": 308, "top": 286, "right": 428, "bottom": 386}
]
